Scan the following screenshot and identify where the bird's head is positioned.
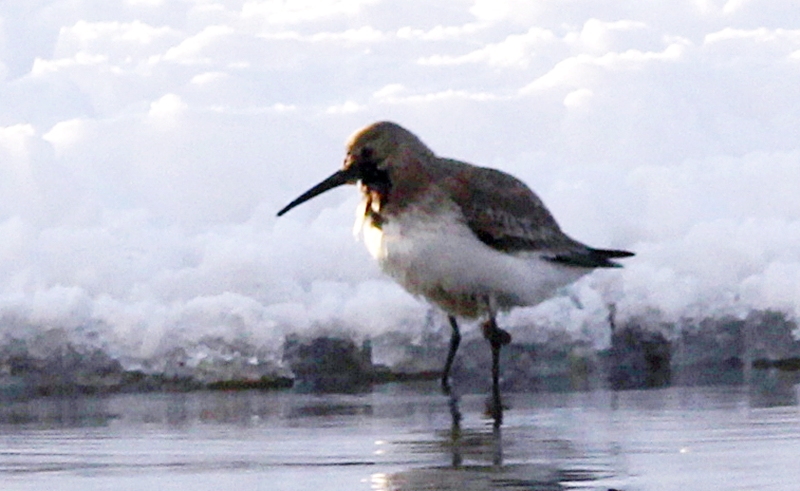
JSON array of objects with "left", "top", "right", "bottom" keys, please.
[{"left": 277, "top": 121, "right": 432, "bottom": 216}]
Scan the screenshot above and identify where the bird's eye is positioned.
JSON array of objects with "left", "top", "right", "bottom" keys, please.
[{"left": 360, "top": 147, "right": 374, "bottom": 160}]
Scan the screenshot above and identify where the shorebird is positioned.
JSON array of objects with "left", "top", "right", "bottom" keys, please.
[{"left": 277, "top": 121, "right": 633, "bottom": 424}]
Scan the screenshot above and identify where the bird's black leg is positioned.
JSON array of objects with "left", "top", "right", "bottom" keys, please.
[
  {"left": 441, "top": 315, "right": 461, "bottom": 393},
  {"left": 482, "top": 315, "right": 511, "bottom": 427}
]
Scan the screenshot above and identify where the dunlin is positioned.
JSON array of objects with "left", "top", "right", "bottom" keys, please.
[{"left": 277, "top": 121, "right": 633, "bottom": 424}]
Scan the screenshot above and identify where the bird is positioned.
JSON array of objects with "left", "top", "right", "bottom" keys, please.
[{"left": 277, "top": 121, "right": 633, "bottom": 425}]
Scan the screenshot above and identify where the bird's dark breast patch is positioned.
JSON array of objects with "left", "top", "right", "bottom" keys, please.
[
  {"left": 357, "top": 148, "right": 392, "bottom": 199},
  {"left": 355, "top": 147, "right": 392, "bottom": 230}
]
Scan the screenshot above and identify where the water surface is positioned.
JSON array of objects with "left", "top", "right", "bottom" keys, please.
[{"left": 1, "top": 376, "right": 799, "bottom": 490}]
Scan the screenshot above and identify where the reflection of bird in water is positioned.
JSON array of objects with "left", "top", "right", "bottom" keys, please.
[{"left": 277, "top": 121, "right": 633, "bottom": 425}]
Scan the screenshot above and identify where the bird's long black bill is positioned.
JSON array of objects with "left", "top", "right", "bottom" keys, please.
[{"left": 276, "top": 167, "right": 358, "bottom": 216}]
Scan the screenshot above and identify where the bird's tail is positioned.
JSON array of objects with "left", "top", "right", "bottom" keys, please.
[
  {"left": 587, "top": 247, "right": 634, "bottom": 268},
  {"left": 591, "top": 248, "right": 635, "bottom": 259},
  {"left": 547, "top": 247, "right": 634, "bottom": 268}
]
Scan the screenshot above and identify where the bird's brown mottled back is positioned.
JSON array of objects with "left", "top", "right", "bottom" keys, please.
[{"left": 432, "top": 159, "right": 581, "bottom": 254}]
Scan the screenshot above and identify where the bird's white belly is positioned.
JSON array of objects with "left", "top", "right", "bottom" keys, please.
[{"left": 358, "top": 209, "right": 588, "bottom": 318}]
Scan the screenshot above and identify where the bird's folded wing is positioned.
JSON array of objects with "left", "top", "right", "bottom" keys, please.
[
  {"left": 438, "top": 159, "right": 633, "bottom": 268},
  {"left": 439, "top": 161, "right": 575, "bottom": 252}
]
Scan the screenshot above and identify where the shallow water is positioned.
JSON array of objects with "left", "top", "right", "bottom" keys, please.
[{"left": 1, "top": 374, "right": 799, "bottom": 491}]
